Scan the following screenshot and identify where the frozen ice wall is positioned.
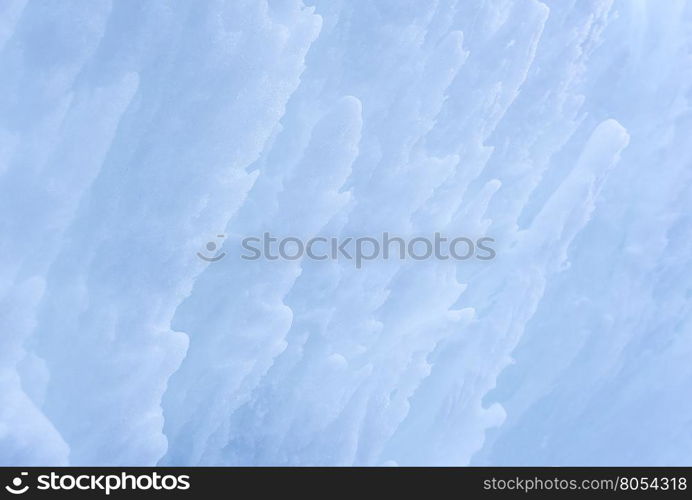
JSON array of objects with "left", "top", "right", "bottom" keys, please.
[{"left": 0, "top": 0, "right": 690, "bottom": 465}]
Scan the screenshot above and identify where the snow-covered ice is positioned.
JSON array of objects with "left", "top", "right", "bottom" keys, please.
[{"left": 1, "top": 0, "right": 691, "bottom": 465}]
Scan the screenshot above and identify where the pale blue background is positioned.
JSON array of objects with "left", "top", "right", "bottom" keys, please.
[{"left": 1, "top": 0, "right": 690, "bottom": 465}]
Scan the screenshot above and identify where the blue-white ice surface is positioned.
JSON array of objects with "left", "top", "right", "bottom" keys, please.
[{"left": 1, "top": 0, "right": 691, "bottom": 465}]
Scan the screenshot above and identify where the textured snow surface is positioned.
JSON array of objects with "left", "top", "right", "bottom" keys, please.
[{"left": 1, "top": 0, "right": 691, "bottom": 465}]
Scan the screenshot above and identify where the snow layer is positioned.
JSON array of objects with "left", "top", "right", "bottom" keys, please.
[{"left": 1, "top": 0, "right": 690, "bottom": 465}]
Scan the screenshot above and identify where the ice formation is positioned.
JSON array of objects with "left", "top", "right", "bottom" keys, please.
[{"left": 1, "top": 0, "right": 690, "bottom": 465}]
